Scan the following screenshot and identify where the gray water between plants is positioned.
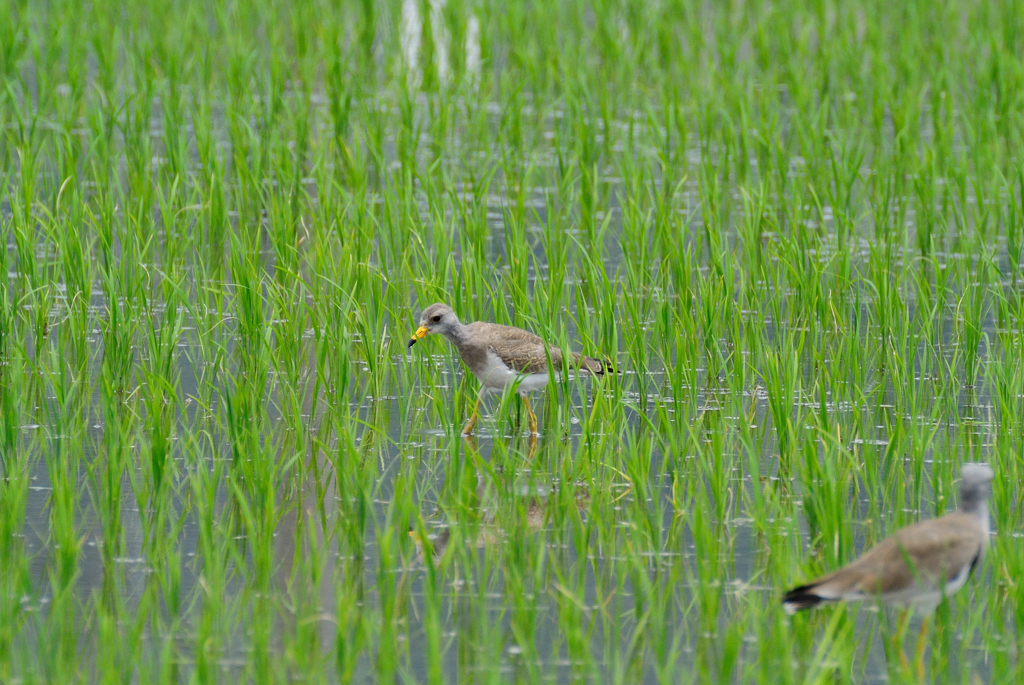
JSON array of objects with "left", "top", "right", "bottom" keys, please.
[{"left": 13, "top": 147, "right": 1004, "bottom": 682}]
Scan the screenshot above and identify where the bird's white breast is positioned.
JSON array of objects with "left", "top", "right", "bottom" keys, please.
[{"left": 474, "top": 352, "right": 552, "bottom": 394}]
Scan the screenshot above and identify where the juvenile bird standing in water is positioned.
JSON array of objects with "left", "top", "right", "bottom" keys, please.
[{"left": 408, "top": 303, "right": 611, "bottom": 436}]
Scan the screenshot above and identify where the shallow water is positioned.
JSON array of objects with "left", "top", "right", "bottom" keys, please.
[
  {"left": 4, "top": 2, "right": 1021, "bottom": 682},
  {"left": 11, "top": 249, "right": 1003, "bottom": 683}
]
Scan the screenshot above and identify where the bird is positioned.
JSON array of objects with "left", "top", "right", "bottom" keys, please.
[
  {"left": 782, "top": 462, "right": 993, "bottom": 678},
  {"left": 407, "top": 303, "right": 611, "bottom": 436},
  {"left": 782, "top": 462, "right": 992, "bottom": 614}
]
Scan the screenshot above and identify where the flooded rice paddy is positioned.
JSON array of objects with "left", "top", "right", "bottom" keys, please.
[{"left": 2, "top": 1, "right": 1024, "bottom": 683}]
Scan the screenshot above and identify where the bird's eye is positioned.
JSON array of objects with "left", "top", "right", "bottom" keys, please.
[{"left": 431, "top": 315, "right": 442, "bottom": 323}]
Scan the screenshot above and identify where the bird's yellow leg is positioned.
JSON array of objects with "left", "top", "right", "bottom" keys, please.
[
  {"left": 461, "top": 398, "right": 482, "bottom": 436},
  {"left": 895, "top": 609, "right": 912, "bottom": 674},
  {"left": 523, "top": 395, "right": 538, "bottom": 436},
  {"left": 914, "top": 614, "right": 931, "bottom": 682}
]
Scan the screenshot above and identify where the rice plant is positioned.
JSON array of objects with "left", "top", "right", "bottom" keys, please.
[{"left": 0, "top": 0, "right": 1021, "bottom": 682}]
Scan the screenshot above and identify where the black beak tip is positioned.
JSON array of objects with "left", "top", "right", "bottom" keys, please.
[{"left": 407, "top": 338, "right": 417, "bottom": 348}]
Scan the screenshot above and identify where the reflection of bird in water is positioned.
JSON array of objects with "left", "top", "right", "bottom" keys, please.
[
  {"left": 408, "top": 526, "right": 486, "bottom": 566},
  {"left": 407, "top": 303, "right": 612, "bottom": 436},
  {"left": 410, "top": 488, "right": 591, "bottom": 565}
]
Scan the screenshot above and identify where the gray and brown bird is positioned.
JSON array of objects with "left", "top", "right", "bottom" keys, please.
[
  {"left": 408, "top": 303, "right": 611, "bottom": 436},
  {"left": 783, "top": 463, "right": 993, "bottom": 677},
  {"left": 782, "top": 462, "right": 993, "bottom": 615}
]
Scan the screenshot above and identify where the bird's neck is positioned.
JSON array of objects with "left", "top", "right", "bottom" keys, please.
[
  {"left": 961, "top": 499, "right": 990, "bottom": 537},
  {"left": 442, "top": 322, "right": 470, "bottom": 346}
]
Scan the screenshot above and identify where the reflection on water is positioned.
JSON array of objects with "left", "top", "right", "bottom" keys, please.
[
  {"left": 4, "top": 10, "right": 1009, "bottom": 682},
  {"left": 400, "top": 0, "right": 421, "bottom": 87},
  {"left": 16, "top": 306, "right": 998, "bottom": 682},
  {"left": 401, "top": 0, "right": 462, "bottom": 89}
]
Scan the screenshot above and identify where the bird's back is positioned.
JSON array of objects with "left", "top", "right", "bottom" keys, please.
[
  {"left": 464, "top": 321, "right": 563, "bottom": 375},
  {"left": 783, "top": 512, "right": 985, "bottom": 611}
]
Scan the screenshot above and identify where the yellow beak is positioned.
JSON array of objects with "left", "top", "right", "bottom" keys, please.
[{"left": 407, "top": 326, "right": 428, "bottom": 348}]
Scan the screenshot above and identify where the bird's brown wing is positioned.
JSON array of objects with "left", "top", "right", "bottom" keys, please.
[
  {"left": 465, "top": 322, "right": 564, "bottom": 375},
  {"left": 465, "top": 322, "right": 613, "bottom": 376},
  {"left": 810, "top": 514, "right": 985, "bottom": 597},
  {"left": 491, "top": 337, "right": 564, "bottom": 374},
  {"left": 885, "top": 515, "right": 985, "bottom": 587}
]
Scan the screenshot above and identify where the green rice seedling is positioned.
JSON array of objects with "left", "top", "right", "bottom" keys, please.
[
  {"left": 185, "top": 430, "right": 230, "bottom": 682},
  {"left": 92, "top": 584, "right": 145, "bottom": 684},
  {"left": 35, "top": 356, "right": 84, "bottom": 683},
  {"left": 88, "top": 400, "right": 128, "bottom": 606},
  {"left": 0, "top": 276, "right": 20, "bottom": 468},
  {"left": 762, "top": 330, "right": 804, "bottom": 477},
  {"left": 797, "top": 428, "right": 857, "bottom": 570},
  {"left": 3, "top": 0, "right": 1024, "bottom": 681},
  {"left": 0, "top": 365, "right": 27, "bottom": 681},
  {"left": 49, "top": 199, "right": 94, "bottom": 377}
]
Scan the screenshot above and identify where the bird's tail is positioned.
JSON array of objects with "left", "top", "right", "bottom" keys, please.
[
  {"left": 576, "top": 354, "right": 614, "bottom": 376},
  {"left": 781, "top": 583, "right": 828, "bottom": 614}
]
